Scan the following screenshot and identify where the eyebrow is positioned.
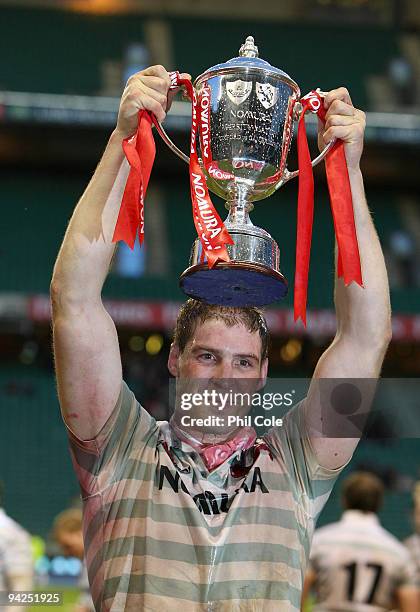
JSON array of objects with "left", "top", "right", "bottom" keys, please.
[{"left": 191, "top": 345, "right": 260, "bottom": 362}]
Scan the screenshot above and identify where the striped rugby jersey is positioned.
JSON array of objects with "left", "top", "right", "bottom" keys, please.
[
  {"left": 67, "top": 381, "right": 348, "bottom": 611},
  {"left": 308, "top": 510, "right": 418, "bottom": 611}
]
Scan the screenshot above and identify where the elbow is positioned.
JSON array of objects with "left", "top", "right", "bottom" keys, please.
[
  {"left": 382, "top": 320, "right": 393, "bottom": 349},
  {"left": 364, "top": 319, "right": 392, "bottom": 356},
  {"left": 374, "top": 311, "right": 393, "bottom": 351},
  {"left": 50, "top": 277, "right": 71, "bottom": 314},
  {"left": 50, "top": 278, "right": 89, "bottom": 319},
  {"left": 353, "top": 308, "right": 393, "bottom": 353},
  {"left": 50, "top": 278, "right": 62, "bottom": 317},
  {"left": 338, "top": 317, "right": 392, "bottom": 366},
  {"left": 363, "top": 319, "right": 392, "bottom": 370}
]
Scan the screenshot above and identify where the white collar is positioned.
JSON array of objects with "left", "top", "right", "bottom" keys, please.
[{"left": 342, "top": 509, "right": 380, "bottom": 525}]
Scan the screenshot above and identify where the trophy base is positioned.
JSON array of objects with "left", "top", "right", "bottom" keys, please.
[{"left": 179, "top": 262, "right": 288, "bottom": 307}]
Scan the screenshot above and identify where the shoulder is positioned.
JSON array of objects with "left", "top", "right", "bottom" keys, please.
[
  {"left": 403, "top": 533, "right": 418, "bottom": 549},
  {"left": 376, "top": 525, "right": 413, "bottom": 560},
  {"left": 312, "top": 521, "right": 341, "bottom": 543},
  {"left": 0, "top": 514, "right": 30, "bottom": 546},
  {"left": 0, "top": 512, "right": 24, "bottom": 533}
]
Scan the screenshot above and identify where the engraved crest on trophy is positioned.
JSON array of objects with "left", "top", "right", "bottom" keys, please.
[
  {"left": 226, "top": 80, "right": 253, "bottom": 106},
  {"left": 256, "top": 82, "right": 278, "bottom": 109}
]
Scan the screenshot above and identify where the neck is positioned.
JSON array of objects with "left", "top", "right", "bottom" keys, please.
[{"left": 169, "top": 417, "right": 245, "bottom": 448}]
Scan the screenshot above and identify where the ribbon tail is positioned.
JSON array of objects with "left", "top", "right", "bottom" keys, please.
[
  {"left": 325, "top": 142, "right": 363, "bottom": 287},
  {"left": 112, "top": 134, "right": 141, "bottom": 249},
  {"left": 294, "top": 110, "right": 314, "bottom": 326},
  {"left": 207, "top": 248, "right": 231, "bottom": 269},
  {"left": 113, "top": 110, "right": 156, "bottom": 249}
]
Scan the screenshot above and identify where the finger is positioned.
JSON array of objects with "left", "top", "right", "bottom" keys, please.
[
  {"left": 138, "top": 92, "right": 166, "bottom": 122},
  {"left": 128, "top": 74, "right": 170, "bottom": 95},
  {"left": 323, "top": 124, "right": 358, "bottom": 144},
  {"left": 128, "top": 90, "right": 166, "bottom": 122},
  {"left": 324, "top": 114, "right": 359, "bottom": 130},
  {"left": 140, "top": 64, "right": 171, "bottom": 87},
  {"left": 126, "top": 81, "right": 167, "bottom": 107},
  {"left": 324, "top": 87, "right": 353, "bottom": 110},
  {"left": 138, "top": 82, "right": 168, "bottom": 107},
  {"left": 325, "top": 99, "right": 355, "bottom": 119}
]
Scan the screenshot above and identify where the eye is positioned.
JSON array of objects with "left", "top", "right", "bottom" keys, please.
[
  {"left": 198, "top": 352, "right": 216, "bottom": 362},
  {"left": 238, "top": 359, "right": 252, "bottom": 368}
]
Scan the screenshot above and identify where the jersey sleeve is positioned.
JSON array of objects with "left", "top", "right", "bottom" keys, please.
[
  {"left": 265, "top": 399, "right": 352, "bottom": 520},
  {"left": 65, "top": 381, "right": 158, "bottom": 498},
  {"left": 395, "top": 547, "right": 420, "bottom": 589}
]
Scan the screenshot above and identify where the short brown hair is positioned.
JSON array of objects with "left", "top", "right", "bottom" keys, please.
[
  {"left": 173, "top": 299, "right": 270, "bottom": 360},
  {"left": 53, "top": 508, "right": 83, "bottom": 539},
  {"left": 342, "top": 472, "right": 384, "bottom": 513}
]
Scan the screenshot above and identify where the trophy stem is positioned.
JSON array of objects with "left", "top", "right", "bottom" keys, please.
[{"left": 225, "top": 183, "right": 254, "bottom": 227}]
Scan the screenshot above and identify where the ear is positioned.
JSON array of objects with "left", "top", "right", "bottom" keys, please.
[
  {"left": 167, "top": 343, "right": 180, "bottom": 377},
  {"left": 256, "top": 357, "right": 268, "bottom": 391}
]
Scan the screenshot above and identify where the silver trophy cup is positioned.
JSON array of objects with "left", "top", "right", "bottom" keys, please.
[{"left": 156, "top": 36, "right": 334, "bottom": 307}]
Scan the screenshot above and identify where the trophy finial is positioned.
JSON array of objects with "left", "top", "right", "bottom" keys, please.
[{"left": 239, "top": 36, "right": 259, "bottom": 58}]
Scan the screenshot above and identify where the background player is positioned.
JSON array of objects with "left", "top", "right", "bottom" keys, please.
[
  {"left": 301, "top": 471, "right": 420, "bottom": 611},
  {"left": 404, "top": 481, "right": 420, "bottom": 585},
  {"left": 0, "top": 483, "right": 33, "bottom": 612},
  {"left": 53, "top": 508, "right": 94, "bottom": 612}
]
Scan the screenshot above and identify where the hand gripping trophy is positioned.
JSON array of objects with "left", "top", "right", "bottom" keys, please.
[{"left": 114, "top": 36, "right": 362, "bottom": 324}]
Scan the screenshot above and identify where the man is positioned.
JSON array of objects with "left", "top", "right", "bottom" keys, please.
[
  {"left": 53, "top": 508, "right": 94, "bottom": 612},
  {"left": 51, "top": 65, "right": 391, "bottom": 610},
  {"left": 0, "top": 484, "right": 33, "bottom": 611},
  {"left": 301, "top": 472, "right": 419, "bottom": 611}
]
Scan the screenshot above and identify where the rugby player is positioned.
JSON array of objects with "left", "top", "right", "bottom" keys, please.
[
  {"left": 51, "top": 65, "right": 392, "bottom": 610},
  {"left": 404, "top": 482, "right": 420, "bottom": 585},
  {"left": 53, "top": 508, "right": 94, "bottom": 612},
  {"left": 0, "top": 484, "right": 33, "bottom": 612},
  {"left": 301, "top": 472, "right": 419, "bottom": 611}
]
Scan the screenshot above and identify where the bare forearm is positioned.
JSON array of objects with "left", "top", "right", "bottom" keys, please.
[
  {"left": 335, "top": 167, "right": 391, "bottom": 345},
  {"left": 51, "top": 129, "right": 127, "bottom": 305}
]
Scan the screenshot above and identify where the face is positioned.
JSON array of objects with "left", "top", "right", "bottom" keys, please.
[
  {"left": 56, "top": 530, "right": 84, "bottom": 559},
  {"left": 168, "top": 319, "right": 268, "bottom": 441}
]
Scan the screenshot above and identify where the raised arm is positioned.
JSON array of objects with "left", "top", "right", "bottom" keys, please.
[
  {"left": 304, "top": 87, "right": 392, "bottom": 469},
  {"left": 51, "top": 65, "right": 173, "bottom": 440}
]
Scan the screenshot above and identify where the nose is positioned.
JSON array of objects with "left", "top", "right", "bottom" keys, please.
[{"left": 211, "top": 359, "right": 234, "bottom": 382}]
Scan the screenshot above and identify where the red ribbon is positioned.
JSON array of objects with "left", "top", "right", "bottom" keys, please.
[
  {"left": 294, "top": 90, "right": 363, "bottom": 325},
  {"left": 179, "top": 74, "right": 234, "bottom": 268},
  {"left": 113, "top": 72, "right": 233, "bottom": 269},
  {"left": 112, "top": 111, "right": 156, "bottom": 249}
]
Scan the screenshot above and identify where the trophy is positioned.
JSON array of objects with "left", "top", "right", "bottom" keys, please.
[{"left": 154, "top": 37, "right": 336, "bottom": 308}]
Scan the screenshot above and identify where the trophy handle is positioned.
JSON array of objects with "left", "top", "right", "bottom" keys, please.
[
  {"left": 154, "top": 121, "right": 190, "bottom": 165},
  {"left": 277, "top": 138, "right": 336, "bottom": 188}
]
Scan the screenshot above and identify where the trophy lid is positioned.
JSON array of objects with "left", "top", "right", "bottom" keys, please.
[{"left": 195, "top": 36, "right": 299, "bottom": 94}]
